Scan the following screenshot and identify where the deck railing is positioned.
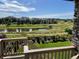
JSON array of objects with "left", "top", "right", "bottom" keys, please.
[
  {"left": 0, "top": 37, "right": 27, "bottom": 58},
  {"left": 0, "top": 37, "right": 77, "bottom": 59},
  {"left": 24, "top": 46, "right": 76, "bottom": 59}
]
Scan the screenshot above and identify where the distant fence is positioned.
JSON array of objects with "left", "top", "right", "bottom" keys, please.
[{"left": 24, "top": 46, "right": 76, "bottom": 59}]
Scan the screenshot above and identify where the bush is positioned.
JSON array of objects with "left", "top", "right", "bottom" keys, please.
[
  {"left": 48, "top": 25, "right": 52, "bottom": 29},
  {"left": 65, "top": 28, "right": 72, "bottom": 34}
]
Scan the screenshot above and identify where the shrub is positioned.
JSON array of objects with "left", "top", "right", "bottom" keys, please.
[{"left": 65, "top": 28, "right": 72, "bottom": 34}]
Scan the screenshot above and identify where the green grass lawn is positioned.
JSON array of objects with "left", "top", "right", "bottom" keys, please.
[
  {"left": 0, "top": 24, "right": 49, "bottom": 29},
  {"left": 31, "top": 41, "right": 72, "bottom": 49},
  {"left": 5, "top": 33, "right": 70, "bottom": 38},
  {"left": 29, "top": 41, "right": 73, "bottom": 59},
  {"left": 0, "top": 21, "right": 73, "bottom": 29}
]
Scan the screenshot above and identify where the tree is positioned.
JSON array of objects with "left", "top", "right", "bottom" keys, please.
[
  {"left": 66, "top": 0, "right": 79, "bottom": 57},
  {"left": 66, "top": 0, "right": 79, "bottom": 37},
  {"left": 65, "top": 28, "right": 72, "bottom": 34},
  {"left": 48, "top": 25, "right": 52, "bottom": 29}
]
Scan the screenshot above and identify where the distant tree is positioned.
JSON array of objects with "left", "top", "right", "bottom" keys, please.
[
  {"left": 49, "top": 25, "right": 52, "bottom": 29},
  {"left": 65, "top": 28, "right": 72, "bottom": 34}
]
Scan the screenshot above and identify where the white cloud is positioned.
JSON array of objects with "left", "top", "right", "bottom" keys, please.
[
  {"left": 0, "top": 0, "right": 36, "bottom": 12},
  {"left": 29, "top": 12, "right": 74, "bottom": 19}
]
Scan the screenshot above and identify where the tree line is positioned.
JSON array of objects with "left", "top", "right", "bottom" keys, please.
[{"left": 0, "top": 16, "right": 72, "bottom": 25}]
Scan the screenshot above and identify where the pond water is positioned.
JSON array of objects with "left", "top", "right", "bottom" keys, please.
[{"left": 38, "top": 29, "right": 48, "bottom": 31}]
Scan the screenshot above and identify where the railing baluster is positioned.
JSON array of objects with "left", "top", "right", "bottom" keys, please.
[
  {"left": 41, "top": 53, "right": 44, "bottom": 59},
  {"left": 66, "top": 50, "right": 69, "bottom": 59},
  {"left": 47, "top": 52, "right": 50, "bottom": 59},
  {"left": 67, "top": 50, "right": 71, "bottom": 59},
  {"left": 50, "top": 51, "right": 53, "bottom": 59},
  {"left": 34, "top": 54, "right": 36, "bottom": 59},
  {"left": 45, "top": 53, "right": 48, "bottom": 59},
  {"left": 25, "top": 53, "right": 29, "bottom": 59},
  {"left": 49, "top": 52, "right": 52, "bottom": 59},
  {"left": 43, "top": 52, "right": 45, "bottom": 59},
  {"left": 29, "top": 53, "right": 32, "bottom": 59},
  {"left": 58, "top": 51, "right": 61, "bottom": 59},
  {"left": 69, "top": 50, "right": 72, "bottom": 59},
  {"left": 38, "top": 53, "right": 41, "bottom": 59},
  {"left": 49, "top": 52, "right": 51, "bottom": 59},
  {"left": 62, "top": 51, "right": 64, "bottom": 59},
  {"left": 36, "top": 53, "right": 39, "bottom": 59},
  {"left": 68, "top": 50, "right": 70, "bottom": 59},
  {"left": 71, "top": 49, "right": 75, "bottom": 57},
  {"left": 54, "top": 51, "right": 57, "bottom": 59},
  {"left": 65, "top": 50, "right": 67, "bottom": 59},
  {"left": 39, "top": 53, "right": 42, "bottom": 59},
  {"left": 31, "top": 53, "right": 34, "bottom": 59}
]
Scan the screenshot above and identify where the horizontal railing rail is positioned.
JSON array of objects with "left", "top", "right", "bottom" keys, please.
[{"left": 25, "top": 46, "right": 76, "bottom": 59}]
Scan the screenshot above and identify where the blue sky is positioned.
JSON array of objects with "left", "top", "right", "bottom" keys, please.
[{"left": 0, "top": 0, "right": 74, "bottom": 19}]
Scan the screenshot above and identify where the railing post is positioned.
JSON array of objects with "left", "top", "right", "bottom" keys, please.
[
  {"left": 24, "top": 45, "right": 29, "bottom": 59},
  {"left": 0, "top": 40, "right": 3, "bottom": 59}
]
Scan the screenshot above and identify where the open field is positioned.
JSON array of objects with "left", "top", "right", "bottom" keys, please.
[
  {"left": 0, "top": 21, "right": 73, "bottom": 51},
  {"left": 0, "top": 21, "right": 73, "bottom": 29},
  {"left": 0, "top": 24, "right": 49, "bottom": 29},
  {"left": 0, "top": 21, "right": 73, "bottom": 38}
]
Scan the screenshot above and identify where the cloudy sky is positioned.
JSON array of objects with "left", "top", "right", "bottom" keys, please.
[{"left": 0, "top": 0, "right": 74, "bottom": 19}]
